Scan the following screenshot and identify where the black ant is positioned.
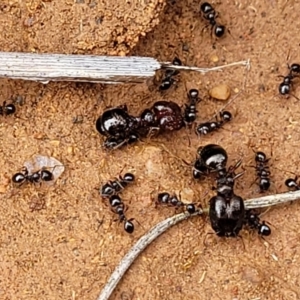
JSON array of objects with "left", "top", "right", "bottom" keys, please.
[
  {"left": 159, "top": 57, "right": 182, "bottom": 91},
  {"left": 12, "top": 167, "right": 54, "bottom": 185},
  {"left": 244, "top": 210, "right": 271, "bottom": 236},
  {"left": 100, "top": 173, "right": 135, "bottom": 197},
  {"left": 0, "top": 101, "right": 16, "bottom": 116},
  {"left": 278, "top": 63, "right": 300, "bottom": 100},
  {"left": 157, "top": 192, "right": 196, "bottom": 214},
  {"left": 195, "top": 111, "right": 232, "bottom": 135},
  {"left": 200, "top": 2, "right": 225, "bottom": 38},
  {"left": 285, "top": 176, "right": 300, "bottom": 190},
  {"left": 254, "top": 151, "right": 271, "bottom": 192},
  {"left": 184, "top": 89, "right": 201, "bottom": 125},
  {"left": 109, "top": 195, "right": 134, "bottom": 233}
]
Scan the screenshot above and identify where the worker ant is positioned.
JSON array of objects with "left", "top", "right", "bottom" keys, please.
[
  {"left": 184, "top": 89, "right": 201, "bottom": 125},
  {"left": 109, "top": 194, "right": 135, "bottom": 233},
  {"left": 278, "top": 63, "right": 300, "bottom": 100},
  {"left": 253, "top": 151, "right": 271, "bottom": 192},
  {"left": 100, "top": 172, "right": 135, "bottom": 197},
  {"left": 12, "top": 167, "right": 54, "bottom": 185},
  {"left": 195, "top": 111, "right": 232, "bottom": 135},
  {"left": 200, "top": 2, "right": 225, "bottom": 38},
  {"left": 159, "top": 57, "right": 182, "bottom": 91},
  {"left": 285, "top": 176, "right": 300, "bottom": 190},
  {"left": 157, "top": 192, "right": 196, "bottom": 214},
  {"left": 244, "top": 210, "right": 271, "bottom": 236},
  {"left": 0, "top": 101, "right": 16, "bottom": 116}
]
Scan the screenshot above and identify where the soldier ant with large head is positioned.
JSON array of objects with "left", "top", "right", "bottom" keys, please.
[{"left": 200, "top": 2, "right": 225, "bottom": 38}]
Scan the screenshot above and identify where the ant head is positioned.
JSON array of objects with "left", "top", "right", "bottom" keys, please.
[
  {"left": 255, "top": 151, "right": 267, "bottom": 163},
  {"left": 188, "top": 89, "right": 199, "bottom": 100},
  {"left": 123, "top": 173, "right": 135, "bottom": 183}
]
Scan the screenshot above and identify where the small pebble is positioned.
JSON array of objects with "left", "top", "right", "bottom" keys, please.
[
  {"left": 209, "top": 84, "right": 231, "bottom": 101},
  {"left": 210, "top": 54, "right": 219, "bottom": 63}
]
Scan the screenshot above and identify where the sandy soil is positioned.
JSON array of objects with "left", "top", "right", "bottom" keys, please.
[{"left": 1, "top": 0, "right": 300, "bottom": 299}]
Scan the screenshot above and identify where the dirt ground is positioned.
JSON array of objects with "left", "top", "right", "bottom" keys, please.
[{"left": 1, "top": 0, "right": 300, "bottom": 299}]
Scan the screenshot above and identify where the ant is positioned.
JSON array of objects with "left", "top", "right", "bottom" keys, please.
[
  {"left": 285, "top": 176, "right": 300, "bottom": 190},
  {"left": 157, "top": 192, "right": 196, "bottom": 214},
  {"left": 184, "top": 89, "right": 201, "bottom": 125},
  {"left": 195, "top": 111, "right": 232, "bottom": 135},
  {"left": 159, "top": 57, "right": 182, "bottom": 91},
  {"left": 244, "top": 209, "right": 271, "bottom": 236},
  {"left": 200, "top": 2, "right": 225, "bottom": 38},
  {"left": 253, "top": 151, "right": 271, "bottom": 192},
  {"left": 12, "top": 167, "right": 54, "bottom": 185},
  {"left": 278, "top": 63, "right": 300, "bottom": 100},
  {"left": 100, "top": 173, "right": 135, "bottom": 197},
  {"left": 109, "top": 195, "right": 134, "bottom": 233},
  {"left": 0, "top": 101, "right": 16, "bottom": 116}
]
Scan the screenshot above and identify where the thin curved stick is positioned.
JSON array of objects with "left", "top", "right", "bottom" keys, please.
[
  {"left": 160, "top": 59, "right": 250, "bottom": 74},
  {"left": 97, "top": 190, "right": 300, "bottom": 300}
]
